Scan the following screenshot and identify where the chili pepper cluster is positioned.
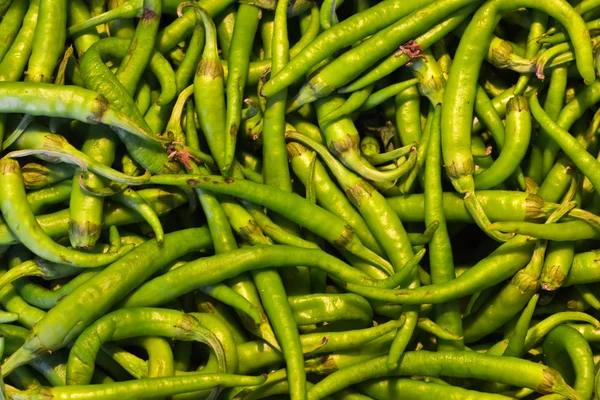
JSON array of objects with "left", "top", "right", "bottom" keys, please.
[{"left": 0, "top": 0, "right": 598, "bottom": 399}]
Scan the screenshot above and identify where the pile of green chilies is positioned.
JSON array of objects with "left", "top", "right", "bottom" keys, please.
[{"left": 1, "top": 0, "right": 600, "bottom": 399}]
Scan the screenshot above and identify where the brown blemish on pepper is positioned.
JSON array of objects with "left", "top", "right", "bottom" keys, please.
[
  {"left": 141, "top": 7, "right": 157, "bottom": 21},
  {"left": 238, "top": 221, "right": 263, "bottom": 243},
  {"left": 345, "top": 181, "right": 374, "bottom": 208},
  {"left": 197, "top": 59, "right": 223, "bottom": 79},
  {"left": 524, "top": 193, "right": 546, "bottom": 220},
  {"left": 537, "top": 368, "right": 560, "bottom": 394},
  {"left": 329, "top": 135, "right": 359, "bottom": 157},
  {"left": 541, "top": 264, "right": 566, "bottom": 291},
  {"left": 507, "top": 95, "right": 529, "bottom": 113},
  {"left": 88, "top": 96, "right": 109, "bottom": 123},
  {"left": 510, "top": 269, "right": 540, "bottom": 295},
  {"left": 187, "top": 179, "right": 198, "bottom": 186},
  {"left": 444, "top": 158, "right": 475, "bottom": 180},
  {"left": 0, "top": 159, "right": 19, "bottom": 174},
  {"left": 334, "top": 225, "right": 355, "bottom": 249},
  {"left": 69, "top": 220, "right": 101, "bottom": 249},
  {"left": 224, "top": 178, "right": 234, "bottom": 184},
  {"left": 286, "top": 142, "right": 306, "bottom": 159}
]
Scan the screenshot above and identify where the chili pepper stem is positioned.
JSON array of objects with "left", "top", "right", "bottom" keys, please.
[{"left": 1, "top": 336, "right": 41, "bottom": 376}]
